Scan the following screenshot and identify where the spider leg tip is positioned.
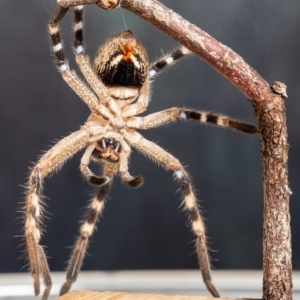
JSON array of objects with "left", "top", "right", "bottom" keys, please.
[
  {"left": 59, "top": 279, "right": 72, "bottom": 296},
  {"left": 127, "top": 175, "right": 144, "bottom": 188},
  {"left": 205, "top": 281, "right": 220, "bottom": 298},
  {"left": 89, "top": 175, "right": 110, "bottom": 186}
]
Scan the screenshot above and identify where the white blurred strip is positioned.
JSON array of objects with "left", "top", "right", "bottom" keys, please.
[{"left": 0, "top": 270, "right": 299, "bottom": 299}]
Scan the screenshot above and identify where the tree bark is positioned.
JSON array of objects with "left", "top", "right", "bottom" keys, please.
[
  {"left": 57, "top": 1, "right": 293, "bottom": 299},
  {"left": 254, "top": 83, "right": 292, "bottom": 300}
]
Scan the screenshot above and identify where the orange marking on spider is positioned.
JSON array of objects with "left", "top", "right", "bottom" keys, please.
[{"left": 120, "top": 44, "right": 134, "bottom": 61}]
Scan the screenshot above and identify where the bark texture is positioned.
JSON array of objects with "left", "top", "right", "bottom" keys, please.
[{"left": 253, "top": 83, "right": 292, "bottom": 300}]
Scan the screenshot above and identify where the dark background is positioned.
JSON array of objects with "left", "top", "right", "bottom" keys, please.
[{"left": 0, "top": 0, "right": 299, "bottom": 274}]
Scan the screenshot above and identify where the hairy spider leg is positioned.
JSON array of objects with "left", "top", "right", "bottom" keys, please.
[
  {"left": 125, "top": 130, "right": 219, "bottom": 297},
  {"left": 60, "top": 162, "right": 117, "bottom": 295},
  {"left": 48, "top": 6, "right": 119, "bottom": 126},
  {"left": 25, "top": 129, "right": 92, "bottom": 299},
  {"left": 126, "top": 107, "right": 260, "bottom": 134},
  {"left": 149, "top": 47, "right": 192, "bottom": 78},
  {"left": 72, "top": 6, "right": 124, "bottom": 120},
  {"left": 118, "top": 139, "right": 144, "bottom": 187},
  {"left": 80, "top": 143, "right": 111, "bottom": 185}
]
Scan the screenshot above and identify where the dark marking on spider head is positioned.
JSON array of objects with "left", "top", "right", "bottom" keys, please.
[{"left": 93, "top": 30, "right": 149, "bottom": 89}]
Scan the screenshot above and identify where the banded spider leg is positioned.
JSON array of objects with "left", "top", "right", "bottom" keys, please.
[
  {"left": 25, "top": 126, "right": 103, "bottom": 300},
  {"left": 60, "top": 135, "right": 143, "bottom": 295}
]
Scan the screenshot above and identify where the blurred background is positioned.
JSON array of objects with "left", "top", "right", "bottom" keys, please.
[{"left": 0, "top": 0, "right": 299, "bottom": 281}]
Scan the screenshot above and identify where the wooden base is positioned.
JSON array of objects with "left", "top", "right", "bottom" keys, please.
[{"left": 56, "top": 290, "right": 259, "bottom": 300}]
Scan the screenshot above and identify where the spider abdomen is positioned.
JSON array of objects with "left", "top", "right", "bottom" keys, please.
[
  {"left": 98, "top": 59, "right": 144, "bottom": 88},
  {"left": 93, "top": 30, "right": 149, "bottom": 90}
]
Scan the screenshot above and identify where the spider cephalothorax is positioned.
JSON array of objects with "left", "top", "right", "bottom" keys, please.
[{"left": 24, "top": 5, "right": 259, "bottom": 300}]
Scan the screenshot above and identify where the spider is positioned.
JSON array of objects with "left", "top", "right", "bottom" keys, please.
[{"left": 24, "top": 5, "right": 259, "bottom": 300}]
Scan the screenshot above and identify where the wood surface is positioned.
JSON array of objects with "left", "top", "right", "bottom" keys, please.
[{"left": 56, "top": 290, "right": 260, "bottom": 300}]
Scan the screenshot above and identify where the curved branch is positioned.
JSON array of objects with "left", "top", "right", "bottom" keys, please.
[{"left": 121, "top": 0, "right": 269, "bottom": 101}]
